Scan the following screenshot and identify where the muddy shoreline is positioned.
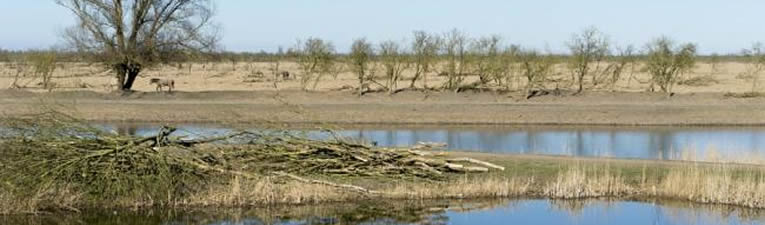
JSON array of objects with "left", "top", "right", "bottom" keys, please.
[{"left": 2, "top": 89, "right": 765, "bottom": 126}]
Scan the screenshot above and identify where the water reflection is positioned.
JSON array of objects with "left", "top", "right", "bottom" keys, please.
[
  {"left": 4, "top": 199, "right": 764, "bottom": 225},
  {"left": 97, "top": 123, "right": 765, "bottom": 161}
]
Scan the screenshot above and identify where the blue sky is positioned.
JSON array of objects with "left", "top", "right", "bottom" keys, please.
[{"left": 1, "top": 0, "right": 763, "bottom": 54}]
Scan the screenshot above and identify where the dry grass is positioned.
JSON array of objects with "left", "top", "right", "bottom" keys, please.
[
  {"left": 383, "top": 176, "right": 532, "bottom": 199},
  {"left": 4, "top": 158, "right": 765, "bottom": 214},
  {"left": 543, "top": 166, "right": 634, "bottom": 199},
  {"left": 184, "top": 177, "right": 354, "bottom": 207},
  {"left": 169, "top": 163, "right": 765, "bottom": 211},
  {"left": 658, "top": 166, "right": 765, "bottom": 208},
  {"left": 0, "top": 185, "right": 81, "bottom": 214},
  {"left": 677, "top": 147, "right": 765, "bottom": 165},
  {"left": 677, "top": 75, "right": 719, "bottom": 87},
  {"left": 725, "top": 92, "right": 764, "bottom": 98},
  {"left": 183, "top": 175, "right": 531, "bottom": 207}
]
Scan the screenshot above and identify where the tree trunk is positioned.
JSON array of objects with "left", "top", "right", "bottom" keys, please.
[
  {"left": 116, "top": 69, "right": 126, "bottom": 90},
  {"left": 410, "top": 67, "right": 421, "bottom": 88},
  {"left": 114, "top": 62, "right": 142, "bottom": 91},
  {"left": 123, "top": 70, "right": 139, "bottom": 90}
]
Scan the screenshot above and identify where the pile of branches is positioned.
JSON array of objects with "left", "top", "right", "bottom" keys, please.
[
  {"left": 0, "top": 111, "right": 241, "bottom": 202},
  {"left": 0, "top": 111, "right": 503, "bottom": 203},
  {"left": 221, "top": 132, "right": 504, "bottom": 180}
]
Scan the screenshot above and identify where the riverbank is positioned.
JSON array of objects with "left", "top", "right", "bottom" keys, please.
[{"left": 2, "top": 89, "right": 765, "bottom": 126}]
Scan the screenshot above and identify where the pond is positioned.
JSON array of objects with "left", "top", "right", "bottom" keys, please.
[
  {"left": 101, "top": 123, "right": 765, "bottom": 161},
  {"left": 4, "top": 199, "right": 764, "bottom": 225}
]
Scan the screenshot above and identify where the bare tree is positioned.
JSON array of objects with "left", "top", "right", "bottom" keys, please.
[
  {"left": 470, "top": 35, "right": 502, "bottom": 86},
  {"left": 410, "top": 31, "right": 440, "bottom": 89},
  {"left": 57, "top": 0, "right": 219, "bottom": 91},
  {"left": 267, "top": 52, "right": 283, "bottom": 89},
  {"left": 441, "top": 29, "right": 470, "bottom": 90},
  {"left": 567, "top": 26, "right": 610, "bottom": 94},
  {"left": 349, "top": 38, "right": 374, "bottom": 96},
  {"left": 644, "top": 36, "right": 696, "bottom": 95},
  {"left": 28, "top": 51, "right": 59, "bottom": 91},
  {"left": 500, "top": 45, "right": 521, "bottom": 90},
  {"left": 294, "top": 38, "right": 336, "bottom": 91},
  {"left": 603, "top": 45, "right": 636, "bottom": 91},
  {"left": 517, "top": 49, "right": 555, "bottom": 98},
  {"left": 9, "top": 58, "right": 30, "bottom": 89},
  {"left": 379, "top": 40, "right": 409, "bottom": 95}
]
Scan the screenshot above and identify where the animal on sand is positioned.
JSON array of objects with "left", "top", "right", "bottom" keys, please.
[{"left": 149, "top": 78, "right": 175, "bottom": 93}]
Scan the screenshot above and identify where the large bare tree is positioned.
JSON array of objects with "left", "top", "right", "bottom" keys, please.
[{"left": 57, "top": 0, "right": 219, "bottom": 91}]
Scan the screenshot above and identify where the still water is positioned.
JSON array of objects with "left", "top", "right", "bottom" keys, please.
[
  {"left": 102, "top": 123, "right": 765, "bottom": 161},
  {"left": 4, "top": 199, "right": 764, "bottom": 225}
]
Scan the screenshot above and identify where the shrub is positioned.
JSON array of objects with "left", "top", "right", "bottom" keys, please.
[
  {"left": 441, "top": 29, "right": 470, "bottom": 90},
  {"left": 410, "top": 31, "right": 440, "bottom": 89},
  {"left": 349, "top": 38, "right": 374, "bottom": 96},
  {"left": 501, "top": 45, "right": 522, "bottom": 90},
  {"left": 470, "top": 35, "right": 504, "bottom": 86},
  {"left": 27, "top": 51, "right": 58, "bottom": 91},
  {"left": 517, "top": 49, "right": 555, "bottom": 97},
  {"left": 644, "top": 37, "right": 696, "bottom": 95},
  {"left": 295, "top": 38, "right": 336, "bottom": 91},
  {"left": 602, "top": 45, "right": 636, "bottom": 91},
  {"left": 379, "top": 40, "right": 409, "bottom": 94},
  {"left": 740, "top": 42, "right": 765, "bottom": 92},
  {"left": 567, "top": 26, "right": 610, "bottom": 94}
]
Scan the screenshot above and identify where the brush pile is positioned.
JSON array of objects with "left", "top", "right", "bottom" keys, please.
[
  {"left": 0, "top": 112, "right": 227, "bottom": 202},
  {"left": 221, "top": 132, "right": 503, "bottom": 180},
  {"left": 0, "top": 111, "right": 503, "bottom": 204}
]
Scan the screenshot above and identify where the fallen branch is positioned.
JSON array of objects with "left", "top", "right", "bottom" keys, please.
[
  {"left": 445, "top": 163, "right": 489, "bottom": 173},
  {"left": 272, "top": 172, "right": 380, "bottom": 195},
  {"left": 173, "top": 131, "right": 258, "bottom": 147},
  {"left": 412, "top": 142, "right": 447, "bottom": 150},
  {"left": 446, "top": 158, "right": 506, "bottom": 171}
]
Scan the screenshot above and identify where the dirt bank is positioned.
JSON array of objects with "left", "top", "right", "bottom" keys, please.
[{"left": 1, "top": 89, "right": 765, "bottom": 126}]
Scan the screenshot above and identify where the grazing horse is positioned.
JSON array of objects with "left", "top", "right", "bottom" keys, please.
[
  {"left": 150, "top": 78, "right": 175, "bottom": 93},
  {"left": 280, "top": 71, "right": 291, "bottom": 80}
]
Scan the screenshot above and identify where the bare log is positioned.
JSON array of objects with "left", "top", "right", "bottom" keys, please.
[
  {"left": 446, "top": 158, "right": 506, "bottom": 171},
  {"left": 444, "top": 163, "right": 489, "bottom": 173},
  {"left": 415, "top": 162, "right": 443, "bottom": 175}
]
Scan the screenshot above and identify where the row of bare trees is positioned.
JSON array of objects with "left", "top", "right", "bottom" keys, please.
[{"left": 338, "top": 28, "right": 698, "bottom": 97}]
